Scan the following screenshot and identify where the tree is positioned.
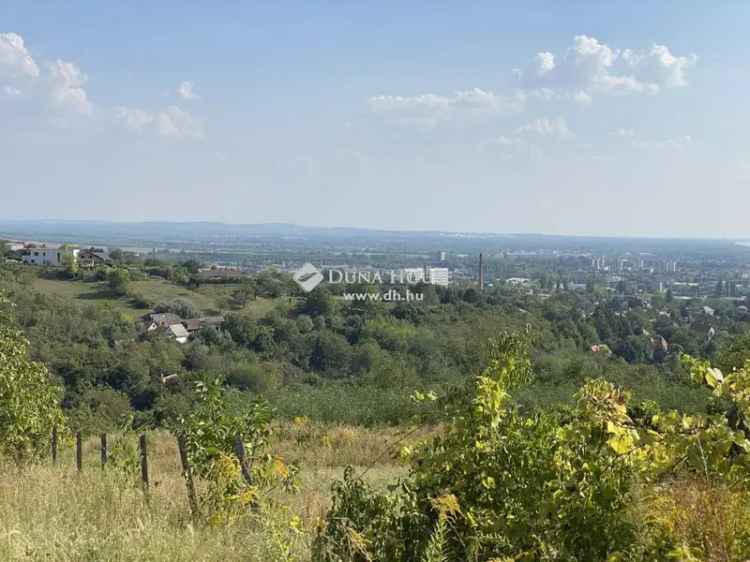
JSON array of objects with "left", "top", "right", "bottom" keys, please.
[
  {"left": 299, "top": 287, "right": 333, "bottom": 317},
  {"left": 230, "top": 282, "right": 256, "bottom": 308},
  {"left": 311, "top": 330, "right": 352, "bottom": 375},
  {"left": 108, "top": 268, "right": 130, "bottom": 296},
  {"left": 155, "top": 298, "right": 197, "bottom": 319},
  {"left": 181, "top": 259, "right": 202, "bottom": 275},
  {"left": 0, "top": 299, "right": 64, "bottom": 461},
  {"left": 61, "top": 252, "right": 79, "bottom": 278},
  {"left": 109, "top": 248, "right": 125, "bottom": 263}
]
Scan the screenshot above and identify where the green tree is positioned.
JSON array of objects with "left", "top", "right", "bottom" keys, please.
[
  {"left": 109, "top": 248, "right": 124, "bottom": 263},
  {"left": 107, "top": 268, "right": 130, "bottom": 296},
  {"left": 156, "top": 298, "right": 197, "bottom": 319},
  {"left": 300, "top": 287, "right": 334, "bottom": 317},
  {"left": 0, "top": 298, "right": 64, "bottom": 462},
  {"left": 230, "top": 282, "right": 256, "bottom": 308},
  {"left": 61, "top": 252, "right": 79, "bottom": 278}
]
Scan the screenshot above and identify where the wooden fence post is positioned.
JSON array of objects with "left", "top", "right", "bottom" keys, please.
[
  {"left": 139, "top": 433, "right": 150, "bottom": 491},
  {"left": 176, "top": 433, "right": 199, "bottom": 518},
  {"left": 233, "top": 434, "right": 254, "bottom": 486},
  {"left": 100, "top": 433, "right": 107, "bottom": 467},
  {"left": 75, "top": 431, "right": 82, "bottom": 472},
  {"left": 51, "top": 427, "right": 58, "bottom": 465}
]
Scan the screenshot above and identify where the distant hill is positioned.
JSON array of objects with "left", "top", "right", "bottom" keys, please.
[{"left": 0, "top": 219, "right": 745, "bottom": 256}]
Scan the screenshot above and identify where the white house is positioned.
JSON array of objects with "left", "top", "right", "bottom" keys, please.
[{"left": 22, "top": 244, "right": 79, "bottom": 266}]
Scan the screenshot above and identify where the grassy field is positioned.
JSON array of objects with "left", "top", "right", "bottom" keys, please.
[
  {"left": 130, "top": 279, "right": 219, "bottom": 312},
  {"left": 30, "top": 275, "right": 278, "bottom": 319},
  {"left": 0, "top": 424, "right": 411, "bottom": 562},
  {"left": 31, "top": 277, "right": 144, "bottom": 319}
]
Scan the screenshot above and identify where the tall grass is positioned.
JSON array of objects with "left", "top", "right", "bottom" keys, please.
[{"left": 0, "top": 427, "right": 408, "bottom": 561}]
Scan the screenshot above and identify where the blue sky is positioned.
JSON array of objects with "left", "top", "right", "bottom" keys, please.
[{"left": 1, "top": 2, "right": 749, "bottom": 237}]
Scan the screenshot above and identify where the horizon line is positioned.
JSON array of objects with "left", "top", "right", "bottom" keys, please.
[{"left": 0, "top": 218, "right": 748, "bottom": 242}]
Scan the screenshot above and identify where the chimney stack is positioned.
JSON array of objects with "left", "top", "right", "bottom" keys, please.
[{"left": 479, "top": 253, "right": 484, "bottom": 290}]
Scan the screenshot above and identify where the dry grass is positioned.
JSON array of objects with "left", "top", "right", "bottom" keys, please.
[
  {"left": 273, "top": 420, "right": 435, "bottom": 470},
  {"left": 0, "top": 426, "right": 411, "bottom": 562},
  {"left": 5, "top": 427, "right": 750, "bottom": 561},
  {"left": 647, "top": 477, "right": 750, "bottom": 562}
]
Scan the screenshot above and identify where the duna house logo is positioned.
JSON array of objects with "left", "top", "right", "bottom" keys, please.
[{"left": 293, "top": 262, "right": 324, "bottom": 292}]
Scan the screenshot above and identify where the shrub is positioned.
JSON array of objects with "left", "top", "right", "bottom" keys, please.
[
  {"left": 0, "top": 305, "right": 64, "bottom": 462},
  {"left": 315, "top": 332, "right": 648, "bottom": 561},
  {"left": 155, "top": 297, "right": 198, "bottom": 319}
]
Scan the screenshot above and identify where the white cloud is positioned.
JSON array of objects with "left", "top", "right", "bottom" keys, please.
[
  {"left": 158, "top": 106, "right": 203, "bottom": 139},
  {"left": 621, "top": 44, "right": 695, "bottom": 88},
  {"left": 116, "top": 105, "right": 204, "bottom": 140},
  {"left": 48, "top": 59, "right": 92, "bottom": 114},
  {"left": 115, "top": 106, "right": 155, "bottom": 132},
  {"left": 518, "top": 35, "right": 696, "bottom": 99},
  {"left": 0, "top": 32, "right": 40, "bottom": 80},
  {"left": 517, "top": 116, "right": 573, "bottom": 140},
  {"left": 177, "top": 80, "right": 199, "bottom": 100},
  {"left": 1, "top": 32, "right": 92, "bottom": 115},
  {"left": 368, "top": 88, "right": 524, "bottom": 127}
]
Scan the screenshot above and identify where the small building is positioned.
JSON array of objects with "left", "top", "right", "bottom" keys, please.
[
  {"left": 167, "top": 323, "right": 190, "bottom": 344},
  {"left": 145, "top": 313, "right": 183, "bottom": 332},
  {"left": 78, "top": 247, "right": 112, "bottom": 269},
  {"left": 21, "top": 244, "right": 79, "bottom": 266},
  {"left": 182, "top": 316, "right": 225, "bottom": 333}
]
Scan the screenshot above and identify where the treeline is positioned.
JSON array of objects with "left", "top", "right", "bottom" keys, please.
[{"left": 1, "top": 262, "right": 745, "bottom": 428}]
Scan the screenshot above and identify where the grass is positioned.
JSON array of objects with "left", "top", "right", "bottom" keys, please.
[
  {"left": 190, "top": 283, "right": 280, "bottom": 318},
  {"left": 129, "top": 279, "right": 219, "bottom": 313},
  {"left": 31, "top": 277, "right": 142, "bottom": 319},
  {"left": 30, "top": 275, "right": 279, "bottom": 319},
  {"left": 0, "top": 424, "right": 411, "bottom": 562}
]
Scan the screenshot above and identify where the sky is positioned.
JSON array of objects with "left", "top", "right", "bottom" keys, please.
[{"left": 1, "top": 1, "right": 749, "bottom": 237}]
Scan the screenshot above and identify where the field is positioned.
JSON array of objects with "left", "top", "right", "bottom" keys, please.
[
  {"left": 30, "top": 275, "right": 277, "bottom": 319},
  {"left": 0, "top": 425, "right": 410, "bottom": 562}
]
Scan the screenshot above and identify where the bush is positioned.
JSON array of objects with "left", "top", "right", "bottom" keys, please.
[
  {"left": 0, "top": 314, "right": 64, "bottom": 462},
  {"left": 155, "top": 298, "right": 198, "bottom": 319},
  {"left": 107, "top": 268, "right": 130, "bottom": 296},
  {"left": 315, "top": 333, "right": 649, "bottom": 561},
  {"left": 68, "top": 387, "right": 132, "bottom": 432}
]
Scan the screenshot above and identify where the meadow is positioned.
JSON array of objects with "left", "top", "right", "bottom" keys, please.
[
  {"left": 0, "top": 425, "right": 410, "bottom": 562},
  {"left": 30, "top": 275, "right": 277, "bottom": 319}
]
